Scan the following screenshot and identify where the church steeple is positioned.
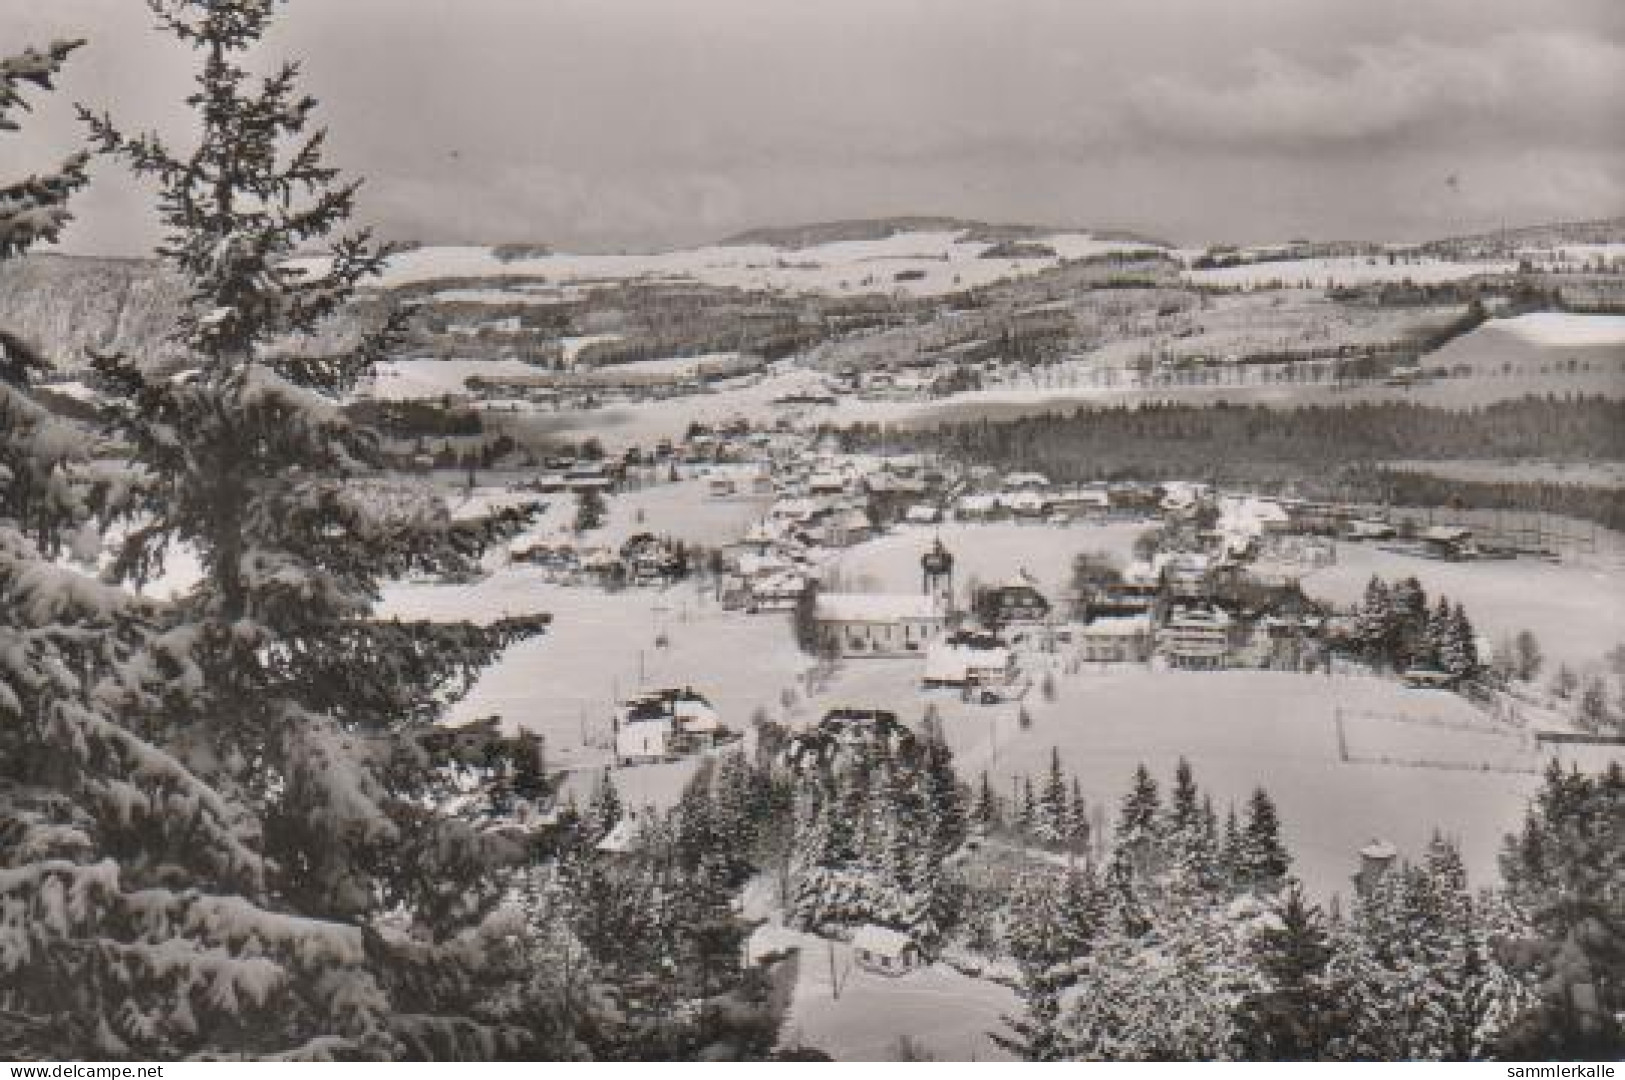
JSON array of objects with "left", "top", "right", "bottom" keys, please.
[{"left": 922, "top": 537, "right": 955, "bottom": 613}]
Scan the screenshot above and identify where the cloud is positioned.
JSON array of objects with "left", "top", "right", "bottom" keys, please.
[{"left": 1127, "top": 32, "right": 1625, "bottom": 154}]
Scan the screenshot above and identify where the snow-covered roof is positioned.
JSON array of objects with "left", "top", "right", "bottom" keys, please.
[
  {"left": 1166, "top": 607, "right": 1231, "bottom": 628},
  {"left": 1056, "top": 487, "right": 1111, "bottom": 507},
  {"left": 1123, "top": 560, "right": 1159, "bottom": 585},
  {"left": 735, "top": 552, "right": 792, "bottom": 577},
  {"left": 1080, "top": 614, "right": 1152, "bottom": 637},
  {"left": 924, "top": 641, "right": 1012, "bottom": 682},
  {"left": 1360, "top": 839, "right": 1398, "bottom": 861},
  {"left": 1219, "top": 496, "right": 1290, "bottom": 537},
  {"left": 852, "top": 924, "right": 915, "bottom": 958},
  {"left": 814, "top": 593, "right": 945, "bottom": 623},
  {"left": 1001, "top": 491, "right": 1050, "bottom": 511},
  {"left": 597, "top": 817, "right": 640, "bottom": 854}
]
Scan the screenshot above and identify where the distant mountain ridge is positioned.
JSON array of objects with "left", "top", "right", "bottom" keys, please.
[
  {"left": 719, "top": 215, "right": 1170, "bottom": 250},
  {"left": 4, "top": 215, "right": 1616, "bottom": 373},
  {"left": 0, "top": 253, "right": 187, "bottom": 373}
]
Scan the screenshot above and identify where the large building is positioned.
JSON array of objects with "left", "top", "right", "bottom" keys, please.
[
  {"left": 1159, "top": 607, "right": 1233, "bottom": 670},
  {"left": 813, "top": 541, "right": 956, "bottom": 657},
  {"left": 813, "top": 592, "right": 948, "bottom": 657},
  {"left": 1075, "top": 614, "right": 1154, "bottom": 663}
]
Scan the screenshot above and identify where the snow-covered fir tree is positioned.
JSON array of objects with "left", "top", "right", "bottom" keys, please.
[
  {"left": 1035, "top": 747, "right": 1068, "bottom": 844},
  {"left": 1497, "top": 760, "right": 1623, "bottom": 1056},
  {"left": 1113, "top": 762, "right": 1162, "bottom": 876},
  {"left": 9, "top": 0, "right": 550, "bottom": 1058},
  {"left": 1239, "top": 787, "right": 1291, "bottom": 893}
]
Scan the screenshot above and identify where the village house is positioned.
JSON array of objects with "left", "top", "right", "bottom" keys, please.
[
  {"left": 1050, "top": 487, "right": 1112, "bottom": 521},
  {"left": 1418, "top": 525, "right": 1476, "bottom": 561},
  {"left": 974, "top": 571, "right": 1052, "bottom": 629},
  {"left": 1085, "top": 561, "right": 1162, "bottom": 620},
  {"left": 1159, "top": 606, "right": 1234, "bottom": 670},
  {"left": 1153, "top": 551, "right": 1215, "bottom": 600},
  {"left": 852, "top": 924, "right": 922, "bottom": 976},
  {"left": 619, "top": 533, "right": 688, "bottom": 585},
  {"left": 722, "top": 550, "right": 810, "bottom": 612},
  {"left": 614, "top": 688, "right": 732, "bottom": 764},
  {"left": 1003, "top": 471, "right": 1050, "bottom": 490},
  {"left": 922, "top": 630, "right": 1017, "bottom": 696},
  {"left": 1001, "top": 490, "right": 1052, "bottom": 521},
  {"left": 825, "top": 500, "right": 877, "bottom": 542},
  {"left": 1346, "top": 519, "right": 1397, "bottom": 542},
  {"left": 954, "top": 493, "right": 1002, "bottom": 522},
  {"left": 1075, "top": 613, "right": 1154, "bottom": 663}
]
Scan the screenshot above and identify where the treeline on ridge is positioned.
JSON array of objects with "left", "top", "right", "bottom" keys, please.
[{"left": 851, "top": 395, "right": 1625, "bottom": 483}]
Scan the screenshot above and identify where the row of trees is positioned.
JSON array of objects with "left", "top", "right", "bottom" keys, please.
[
  {"left": 1348, "top": 574, "right": 1480, "bottom": 677},
  {"left": 785, "top": 712, "right": 965, "bottom": 948},
  {"left": 870, "top": 396, "right": 1625, "bottom": 491},
  {"left": 972, "top": 749, "right": 1094, "bottom": 855},
  {"left": 990, "top": 759, "right": 1623, "bottom": 1060}
]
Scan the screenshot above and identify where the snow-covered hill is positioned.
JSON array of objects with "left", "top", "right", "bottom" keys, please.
[{"left": 294, "top": 227, "right": 1164, "bottom": 299}]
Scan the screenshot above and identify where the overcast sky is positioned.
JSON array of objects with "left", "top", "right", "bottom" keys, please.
[{"left": 4, "top": 0, "right": 1623, "bottom": 254}]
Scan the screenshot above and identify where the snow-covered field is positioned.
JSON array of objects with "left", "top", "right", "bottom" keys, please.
[
  {"left": 491, "top": 477, "right": 772, "bottom": 552},
  {"left": 484, "top": 366, "right": 834, "bottom": 452},
  {"left": 1182, "top": 255, "right": 1516, "bottom": 290},
  {"left": 380, "top": 574, "right": 807, "bottom": 778},
  {"left": 293, "top": 230, "right": 1159, "bottom": 299},
  {"left": 365, "top": 357, "right": 544, "bottom": 401},
  {"left": 1495, "top": 311, "right": 1625, "bottom": 347},
  {"left": 807, "top": 661, "right": 1546, "bottom": 901}
]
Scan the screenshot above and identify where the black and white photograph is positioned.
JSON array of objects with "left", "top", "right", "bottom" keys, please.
[{"left": 1, "top": 0, "right": 1622, "bottom": 1066}]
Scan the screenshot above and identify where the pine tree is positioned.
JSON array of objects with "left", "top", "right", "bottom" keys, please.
[
  {"left": 1240, "top": 788, "right": 1290, "bottom": 893},
  {"left": 1447, "top": 602, "right": 1479, "bottom": 680},
  {"left": 1166, "top": 756, "right": 1200, "bottom": 837},
  {"left": 1235, "top": 886, "right": 1343, "bottom": 1060},
  {"left": 0, "top": 35, "right": 284, "bottom": 1062},
  {"left": 1498, "top": 761, "right": 1623, "bottom": 1056},
  {"left": 1354, "top": 575, "right": 1391, "bottom": 665},
  {"left": 919, "top": 734, "right": 966, "bottom": 860},
  {"left": 1219, "top": 804, "right": 1245, "bottom": 892},
  {"left": 1036, "top": 747, "right": 1068, "bottom": 845},
  {"left": 971, "top": 770, "right": 1000, "bottom": 830},
  {"left": 1, "top": 32, "right": 410, "bottom": 1062},
  {"left": 1421, "top": 596, "right": 1453, "bottom": 671},
  {"left": 73, "top": 4, "right": 557, "bottom": 1054},
  {"left": 1113, "top": 763, "right": 1162, "bottom": 876},
  {"left": 588, "top": 771, "right": 624, "bottom": 841},
  {"left": 1389, "top": 576, "right": 1429, "bottom": 670},
  {"left": 1576, "top": 676, "right": 1612, "bottom": 734},
  {"left": 1016, "top": 775, "right": 1037, "bottom": 835},
  {"left": 1064, "top": 777, "right": 1091, "bottom": 855},
  {"left": 574, "top": 487, "right": 606, "bottom": 532},
  {"left": 997, "top": 871, "right": 1074, "bottom": 1062}
]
